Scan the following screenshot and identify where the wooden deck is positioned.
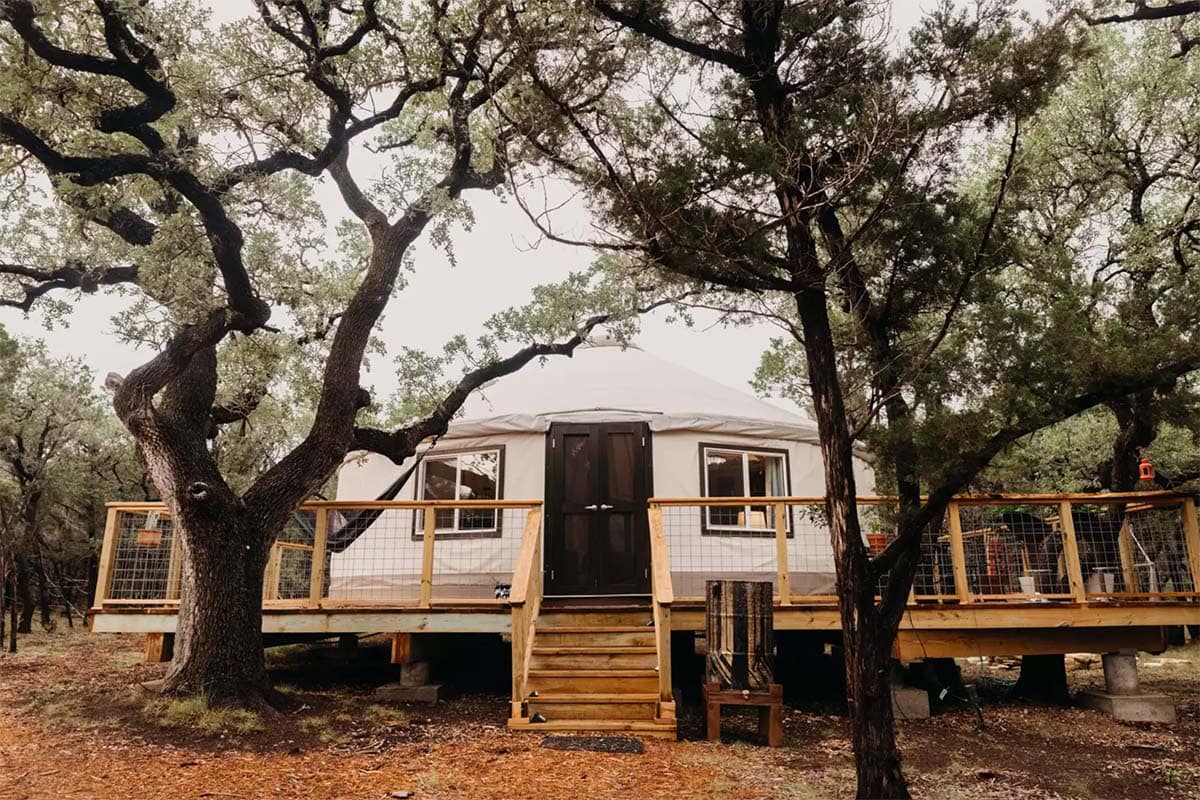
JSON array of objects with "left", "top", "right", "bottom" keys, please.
[{"left": 88, "top": 492, "right": 1200, "bottom": 740}]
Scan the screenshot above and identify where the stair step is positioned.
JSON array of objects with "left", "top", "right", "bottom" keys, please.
[
  {"left": 530, "top": 649, "right": 656, "bottom": 670},
  {"left": 536, "top": 611, "right": 652, "bottom": 628},
  {"left": 532, "top": 646, "right": 656, "bottom": 655},
  {"left": 526, "top": 669, "right": 660, "bottom": 694},
  {"left": 534, "top": 628, "right": 656, "bottom": 647},
  {"left": 526, "top": 693, "right": 660, "bottom": 702},
  {"left": 507, "top": 718, "right": 676, "bottom": 739},
  {"left": 527, "top": 697, "right": 658, "bottom": 720},
  {"left": 533, "top": 626, "right": 653, "bottom": 634}
]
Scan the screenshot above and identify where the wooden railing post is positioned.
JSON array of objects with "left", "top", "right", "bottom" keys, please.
[
  {"left": 774, "top": 501, "right": 791, "bottom": 605},
  {"left": 93, "top": 506, "right": 121, "bottom": 607},
  {"left": 420, "top": 505, "right": 437, "bottom": 608},
  {"left": 947, "top": 500, "right": 971, "bottom": 604},
  {"left": 1117, "top": 517, "right": 1139, "bottom": 594},
  {"left": 1058, "top": 501, "right": 1088, "bottom": 603},
  {"left": 309, "top": 507, "right": 329, "bottom": 608},
  {"left": 509, "top": 505, "right": 543, "bottom": 718},
  {"left": 165, "top": 530, "right": 182, "bottom": 601},
  {"left": 262, "top": 544, "right": 283, "bottom": 602},
  {"left": 1181, "top": 497, "right": 1200, "bottom": 592},
  {"left": 647, "top": 504, "right": 674, "bottom": 708}
]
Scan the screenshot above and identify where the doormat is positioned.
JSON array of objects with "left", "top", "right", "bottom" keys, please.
[{"left": 539, "top": 735, "right": 645, "bottom": 754}]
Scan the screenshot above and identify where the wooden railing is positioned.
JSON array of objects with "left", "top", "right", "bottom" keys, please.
[
  {"left": 93, "top": 499, "right": 542, "bottom": 610},
  {"left": 647, "top": 492, "right": 1200, "bottom": 606},
  {"left": 647, "top": 504, "right": 675, "bottom": 719},
  {"left": 508, "top": 506, "right": 544, "bottom": 717}
]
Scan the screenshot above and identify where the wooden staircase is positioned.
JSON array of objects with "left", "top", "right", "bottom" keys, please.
[{"left": 507, "top": 609, "right": 677, "bottom": 738}]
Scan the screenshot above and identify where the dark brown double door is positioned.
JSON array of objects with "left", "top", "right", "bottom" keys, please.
[{"left": 544, "top": 422, "right": 652, "bottom": 597}]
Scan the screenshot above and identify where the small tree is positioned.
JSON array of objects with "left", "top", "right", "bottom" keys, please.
[
  {"left": 0, "top": 332, "right": 123, "bottom": 642},
  {"left": 0, "top": 0, "right": 640, "bottom": 707}
]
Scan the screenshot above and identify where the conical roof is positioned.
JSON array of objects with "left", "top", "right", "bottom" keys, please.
[{"left": 446, "top": 341, "right": 821, "bottom": 442}]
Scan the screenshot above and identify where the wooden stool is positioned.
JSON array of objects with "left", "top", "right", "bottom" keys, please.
[{"left": 703, "top": 682, "right": 783, "bottom": 747}]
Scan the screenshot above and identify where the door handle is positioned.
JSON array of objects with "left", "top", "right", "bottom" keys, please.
[
  {"left": 584, "top": 504, "right": 598, "bottom": 511},
  {"left": 599, "top": 504, "right": 614, "bottom": 510}
]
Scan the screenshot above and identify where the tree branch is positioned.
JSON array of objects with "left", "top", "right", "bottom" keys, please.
[{"left": 0, "top": 263, "right": 139, "bottom": 312}]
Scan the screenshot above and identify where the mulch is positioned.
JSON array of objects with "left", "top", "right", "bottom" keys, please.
[{"left": 2, "top": 631, "right": 1199, "bottom": 799}]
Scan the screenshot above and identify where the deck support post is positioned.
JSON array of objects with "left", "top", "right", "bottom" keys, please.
[
  {"left": 144, "top": 632, "right": 174, "bottom": 663},
  {"left": 1078, "top": 649, "right": 1177, "bottom": 722}
]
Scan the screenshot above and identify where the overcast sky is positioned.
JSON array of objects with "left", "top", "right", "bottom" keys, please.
[{"left": 0, "top": 0, "right": 1049, "bottom": 418}]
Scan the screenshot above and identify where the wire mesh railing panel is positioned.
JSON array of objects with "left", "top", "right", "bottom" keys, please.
[
  {"left": 269, "top": 510, "right": 318, "bottom": 601},
  {"left": 858, "top": 503, "right": 955, "bottom": 603},
  {"left": 429, "top": 507, "right": 530, "bottom": 602},
  {"left": 1123, "top": 502, "right": 1197, "bottom": 598},
  {"left": 784, "top": 503, "right": 837, "bottom": 600},
  {"left": 659, "top": 504, "right": 781, "bottom": 599},
  {"left": 955, "top": 503, "right": 1072, "bottom": 601},
  {"left": 273, "top": 546, "right": 314, "bottom": 601},
  {"left": 109, "top": 510, "right": 176, "bottom": 601},
  {"left": 326, "top": 508, "right": 423, "bottom": 604}
]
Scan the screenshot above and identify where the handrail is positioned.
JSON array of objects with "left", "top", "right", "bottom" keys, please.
[
  {"left": 509, "top": 506, "right": 543, "bottom": 718},
  {"left": 647, "top": 491, "right": 1194, "bottom": 507},
  {"left": 649, "top": 493, "right": 1200, "bottom": 607},
  {"left": 93, "top": 500, "right": 544, "bottom": 612},
  {"left": 104, "top": 499, "right": 543, "bottom": 510},
  {"left": 647, "top": 503, "right": 674, "bottom": 710}
]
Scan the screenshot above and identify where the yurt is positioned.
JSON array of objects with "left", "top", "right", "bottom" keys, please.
[{"left": 329, "top": 340, "right": 874, "bottom": 602}]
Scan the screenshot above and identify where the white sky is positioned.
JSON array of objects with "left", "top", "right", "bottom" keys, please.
[{"left": 0, "top": 0, "right": 1049, "bottom": 418}]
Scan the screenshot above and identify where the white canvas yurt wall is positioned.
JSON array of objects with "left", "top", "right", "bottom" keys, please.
[{"left": 330, "top": 342, "right": 874, "bottom": 600}]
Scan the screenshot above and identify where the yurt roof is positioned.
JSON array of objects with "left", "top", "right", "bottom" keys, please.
[{"left": 443, "top": 340, "right": 823, "bottom": 442}]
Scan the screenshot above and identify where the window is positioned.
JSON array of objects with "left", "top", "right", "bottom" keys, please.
[
  {"left": 700, "top": 445, "right": 790, "bottom": 535},
  {"left": 415, "top": 447, "right": 504, "bottom": 538}
]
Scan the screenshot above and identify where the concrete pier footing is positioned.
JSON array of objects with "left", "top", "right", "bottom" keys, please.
[{"left": 1077, "top": 649, "right": 1176, "bottom": 723}]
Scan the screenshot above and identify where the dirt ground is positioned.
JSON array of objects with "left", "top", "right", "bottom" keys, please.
[{"left": 1, "top": 630, "right": 1198, "bottom": 800}]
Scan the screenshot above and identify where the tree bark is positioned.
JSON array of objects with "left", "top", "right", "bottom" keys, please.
[
  {"left": 1105, "top": 394, "right": 1158, "bottom": 492},
  {"left": 161, "top": 507, "right": 276, "bottom": 709},
  {"left": 31, "top": 549, "right": 53, "bottom": 631},
  {"left": 14, "top": 554, "right": 33, "bottom": 634},
  {"left": 847, "top": 622, "right": 909, "bottom": 798},
  {"left": 792, "top": 285, "right": 910, "bottom": 799}
]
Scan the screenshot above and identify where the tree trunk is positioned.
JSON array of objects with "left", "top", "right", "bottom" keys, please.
[
  {"left": 1105, "top": 394, "right": 1158, "bottom": 492},
  {"left": 791, "top": 285, "right": 911, "bottom": 798},
  {"left": 846, "top": 614, "right": 909, "bottom": 799},
  {"left": 7, "top": 591, "right": 15, "bottom": 653},
  {"left": 1011, "top": 654, "right": 1071, "bottom": 705},
  {"left": 14, "top": 554, "right": 33, "bottom": 634},
  {"left": 31, "top": 550, "right": 53, "bottom": 631},
  {"left": 161, "top": 509, "right": 278, "bottom": 710}
]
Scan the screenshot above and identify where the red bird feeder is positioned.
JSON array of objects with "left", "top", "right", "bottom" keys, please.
[{"left": 1138, "top": 457, "right": 1155, "bottom": 481}]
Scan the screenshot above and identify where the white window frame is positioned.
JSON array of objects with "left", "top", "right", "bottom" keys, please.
[
  {"left": 701, "top": 445, "right": 790, "bottom": 534},
  {"left": 417, "top": 447, "right": 503, "bottom": 536}
]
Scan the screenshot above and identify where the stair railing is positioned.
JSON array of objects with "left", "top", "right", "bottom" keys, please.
[
  {"left": 647, "top": 503, "right": 675, "bottom": 722},
  {"left": 508, "top": 505, "right": 544, "bottom": 719}
]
